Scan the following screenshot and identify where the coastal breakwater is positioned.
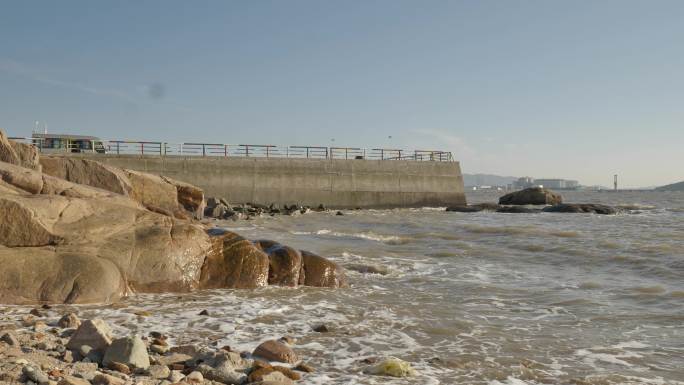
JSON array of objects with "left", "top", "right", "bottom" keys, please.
[{"left": 44, "top": 153, "right": 466, "bottom": 209}]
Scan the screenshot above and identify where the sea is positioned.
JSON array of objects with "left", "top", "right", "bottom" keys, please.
[{"left": 3, "top": 190, "right": 683, "bottom": 384}]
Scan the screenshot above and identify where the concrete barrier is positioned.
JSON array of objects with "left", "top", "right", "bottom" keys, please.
[{"left": 47, "top": 154, "right": 466, "bottom": 208}]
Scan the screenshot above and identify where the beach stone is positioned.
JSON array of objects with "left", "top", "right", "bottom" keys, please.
[
  {"left": 57, "top": 375, "right": 91, "bottom": 385},
  {"left": 185, "top": 371, "right": 203, "bottom": 383},
  {"left": 22, "top": 366, "right": 50, "bottom": 384},
  {"left": 58, "top": 313, "right": 82, "bottom": 329},
  {"left": 364, "top": 357, "right": 417, "bottom": 377},
  {"left": 252, "top": 340, "right": 298, "bottom": 364},
  {"left": 196, "top": 363, "right": 246, "bottom": 384},
  {"left": 157, "top": 352, "right": 193, "bottom": 367},
  {"left": 167, "top": 370, "right": 185, "bottom": 383},
  {"left": 299, "top": 250, "right": 348, "bottom": 288},
  {"left": 251, "top": 370, "right": 295, "bottom": 385},
  {"left": 92, "top": 373, "right": 125, "bottom": 385},
  {"left": 542, "top": 203, "right": 617, "bottom": 215},
  {"left": 498, "top": 187, "right": 562, "bottom": 205},
  {"left": 71, "top": 362, "right": 98, "bottom": 378},
  {"left": 103, "top": 336, "right": 150, "bottom": 370},
  {"left": 150, "top": 344, "right": 169, "bottom": 354},
  {"left": 106, "top": 361, "right": 131, "bottom": 375},
  {"left": 67, "top": 319, "right": 113, "bottom": 353},
  {"left": 312, "top": 324, "right": 330, "bottom": 333},
  {"left": 1, "top": 331, "right": 20, "bottom": 346},
  {"left": 146, "top": 365, "right": 170, "bottom": 379}
]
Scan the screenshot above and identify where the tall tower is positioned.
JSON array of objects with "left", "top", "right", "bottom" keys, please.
[{"left": 614, "top": 174, "right": 618, "bottom": 191}]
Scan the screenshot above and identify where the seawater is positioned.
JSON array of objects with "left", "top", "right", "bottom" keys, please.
[{"left": 3, "top": 191, "right": 683, "bottom": 384}]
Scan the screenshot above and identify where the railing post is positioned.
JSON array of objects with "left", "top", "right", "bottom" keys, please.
[
  {"left": 202, "top": 144, "right": 206, "bottom": 157},
  {"left": 224, "top": 144, "right": 228, "bottom": 157}
]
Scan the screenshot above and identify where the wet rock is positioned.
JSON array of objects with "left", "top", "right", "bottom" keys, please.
[
  {"left": 67, "top": 319, "right": 113, "bottom": 353},
  {"left": 345, "top": 263, "right": 390, "bottom": 275},
  {"left": 496, "top": 206, "right": 542, "bottom": 213},
  {"left": 445, "top": 205, "right": 483, "bottom": 212},
  {"left": 542, "top": 203, "right": 617, "bottom": 215},
  {"left": 1, "top": 330, "right": 20, "bottom": 346},
  {"left": 293, "top": 363, "right": 315, "bottom": 373},
  {"left": 103, "top": 336, "right": 150, "bottom": 370},
  {"left": 255, "top": 241, "right": 303, "bottom": 286},
  {"left": 200, "top": 230, "right": 270, "bottom": 289},
  {"left": 336, "top": 211, "right": 344, "bottom": 216},
  {"left": 198, "top": 309, "right": 209, "bottom": 316},
  {"left": 58, "top": 313, "right": 81, "bottom": 329},
  {"left": 299, "top": 250, "right": 348, "bottom": 288},
  {"left": 312, "top": 324, "right": 330, "bottom": 333},
  {"left": 364, "top": 357, "right": 417, "bottom": 377},
  {"left": 499, "top": 187, "right": 562, "bottom": 205},
  {"left": 252, "top": 340, "right": 298, "bottom": 364}
]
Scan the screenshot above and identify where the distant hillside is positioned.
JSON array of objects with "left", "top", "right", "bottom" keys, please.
[
  {"left": 655, "top": 181, "right": 684, "bottom": 191},
  {"left": 463, "top": 173, "right": 517, "bottom": 187}
]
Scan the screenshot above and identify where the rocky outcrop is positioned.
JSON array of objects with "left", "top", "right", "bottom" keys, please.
[
  {"left": 499, "top": 187, "right": 562, "bottom": 205},
  {"left": 0, "top": 130, "right": 41, "bottom": 171},
  {"left": 0, "top": 130, "right": 348, "bottom": 304},
  {"left": 40, "top": 157, "right": 132, "bottom": 195},
  {"left": 542, "top": 203, "right": 617, "bottom": 215},
  {"left": 162, "top": 176, "right": 205, "bottom": 219}
]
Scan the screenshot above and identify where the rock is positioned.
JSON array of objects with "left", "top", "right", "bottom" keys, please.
[
  {"left": 150, "top": 344, "right": 169, "bottom": 354},
  {"left": 124, "top": 170, "right": 180, "bottom": 218},
  {"left": 196, "top": 363, "right": 246, "bottom": 385},
  {"left": 157, "top": 352, "right": 193, "bottom": 367},
  {"left": 33, "top": 321, "right": 48, "bottom": 331},
  {"left": 39, "top": 157, "right": 132, "bottom": 196},
  {"left": 67, "top": 319, "right": 113, "bottom": 353},
  {"left": 92, "top": 373, "right": 125, "bottom": 385},
  {"left": 250, "top": 370, "right": 295, "bottom": 384},
  {"left": 106, "top": 361, "right": 131, "bottom": 375},
  {"left": 1, "top": 331, "right": 20, "bottom": 346},
  {"left": 364, "top": 357, "right": 417, "bottom": 377},
  {"left": 146, "top": 364, "right": 171, "bottom": 379},
  {"left": 161, "top": 176, "right": 205, "bottom": 220},
  {"left": 312, "top": 324, "right": 330, "bottom": 333},
  {"left": 167, "top": 370, "right": 185, "bottom": 383},
  {"left": 103, "top": 336, "right": 150, "bottom": 370},
  {"left": 0, "top": 195, "right": 62, "bottom": 247},
  {"left": 199, "top": 229, "right": 270, "bottom": 289},
  {"left": 255, "top": 241, "right": 303, "bottom": 286},
  {"left": 542, "top": 203, "right": 617, "bottom": 215},
  {"left": 498, "top": 187, "right": 562, "bottom": 205},
  {"left": 57, "top": 376, "right": 91, "bottom": 385},
  {"left": 0, "top": 131, "right": 40, "bottom": 170},
  {"left": 0, "top": 156, "right": 44, "bottom": 193},
  {"left": 22, "top": 366, "right": 50, "bottom": 384},
  {"left": 293, "top": 363, "right": 314, "bottom": 373},
  {"left": 185, "top": 371, "right": 203, "bottom": 383},
  {"left": 446, "top": 205, "right": 483, "bottom": 212},
  {"left": 58, "top": 313, "right": 81, "bottom": 329},
  {"left": 71, "top": 362, "right": 98, "bottom": 379},
  {"left": 336, "top": 211, "right": 344, "bottom": 216},
  {"left": 496, "top": 206, "right": 542, "bottom": 213},
  {"left": 252, "top": 340, "right": 298, "bottom": 364},
  {"left": 299, "top": 250, "right": 348, "bottom": 288},
  {"left": 345, "top": 263, "right": 390, "bottom": 275}
]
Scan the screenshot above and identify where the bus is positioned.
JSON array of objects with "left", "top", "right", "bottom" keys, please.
[{"left": 30, "top": 133, "right": 107, "bottom": 154}]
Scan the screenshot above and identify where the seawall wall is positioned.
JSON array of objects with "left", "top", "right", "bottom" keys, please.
[{"left": 49, "top": 154, "right": 466, "bottom": 208}]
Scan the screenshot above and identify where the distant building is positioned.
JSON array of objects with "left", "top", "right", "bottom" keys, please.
[
  {"left": 512, "top": 176, "right": 535, "bottom": 189},
  {"left": 535, "top": 179, "right": 579, "bottom": 190}
]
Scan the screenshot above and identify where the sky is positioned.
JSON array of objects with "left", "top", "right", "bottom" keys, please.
[{"left": 1, "top": 1, "right": 682, "bottom": 188}]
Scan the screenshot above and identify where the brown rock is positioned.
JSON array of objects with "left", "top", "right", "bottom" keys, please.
[
  {"left": 39, "top": 157, "right": 132, "bottom": 196},
  {"left": 299, "top": 251, "right": 348, "bottom": 288},
  {"left": 0, "top": 160, "right": 44, "bottom": 194},
  {"left": 66, "top": 319, "right": 113, "bottom": 352},
  {"left": 498, "top": 187, "right": 562, "bottom": 205},
  {"left": 255, "top": 241, "right": 303, "bottom": 286},
  {"left": 252, "top": 340, "right": 298, "bottom": 364},
  {"left": 200, "top": 229, "right": 269, "bottom": 289},
  {"left": 107, "top": 361, "right": 131, "bottom": 375},
  {"left": 57, "top": 375, "right": 91, "bottom": 385},
  {"left": 92, "top": 373, "right": 126, "bottom": 385},
  {"left": 0, "top": 130, "right": 41, "bottom": 170},
  {"left": 58, "top": 313, "right": 81, "bottom": 329},
  {"left": 0, "top": 196, "right": 62, "bottom": 247},
  {"left": 294, "top": 362, "right": 314, "bottom": 373},
  {"left": 161, "top": 176, "right": 205, "bottom": 220}
]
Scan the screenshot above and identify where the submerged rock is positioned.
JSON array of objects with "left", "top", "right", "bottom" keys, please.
[
  {"left": 300, "top": 250, "right": 348, "bottom": 288},
  {"left": 542, "top": 203, "right": 617, "bottom": 215},
  {"left": 255, "top": 241, "right": 303, "bottom": 287},
  {"left": 496, "top": 206, "right": 542, "bottom": 213},
  {"left": 499, "top": 187, "right": 562, "bottom": 205},
  {"left": 364, "top": 357, "right": 417, "bottom": 377}
]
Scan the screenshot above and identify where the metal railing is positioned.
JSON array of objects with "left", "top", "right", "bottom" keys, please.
[{"left": 9, "top": 137, "right": 454, "bottom": 162}]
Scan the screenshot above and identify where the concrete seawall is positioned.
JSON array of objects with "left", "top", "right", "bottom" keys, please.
[{"left": 50, "top": 154, "right": 466, "bottom": 209}]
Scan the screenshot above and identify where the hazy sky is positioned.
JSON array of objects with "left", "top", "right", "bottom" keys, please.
[{"left": 1, "top": 1, "right": 682, "bottom": 187}]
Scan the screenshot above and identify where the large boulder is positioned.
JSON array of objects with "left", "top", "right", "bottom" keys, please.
[
  {"left": 255, "top": 241, "right": 303, "bottom": 287},
  {"left": 66, "top": 319, "right": 114, "bottom": 352},
  {"left": 542, "top": 203, "right": 617, "bottom": 215},
  {"left": 498, "top": 187, "right": 562, "bottom": 205},
  {"left": 300, "top": 250, "right": 348, "bottom": 288},
  {"left": 0, "top": 197, "right": 62, "bottom": 247},
  {"left": 102, "top": 336, "right": 150, "bottom": 370},
  {"left": 200, "top": 229, "right": 270, "bottom": 289},
  {"left": 0, "top": 130, "right": 41, "bottom": 171},
  {"left": 40, "top": 157, "right": 132, "bottom": 195},
  {"left": 161, "top": 176, "right": 205, "bottom": 219}
]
